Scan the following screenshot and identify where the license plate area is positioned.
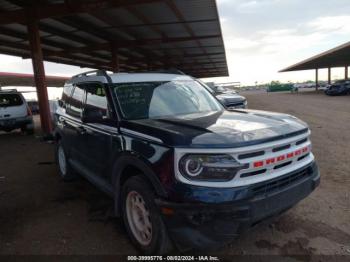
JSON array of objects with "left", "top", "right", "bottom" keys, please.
[
  {"left": 250, "top": 179, "right": 312, "bottom": 221},
  {"left": 0, "top": 119, "right": 15, "bottom": 127}
]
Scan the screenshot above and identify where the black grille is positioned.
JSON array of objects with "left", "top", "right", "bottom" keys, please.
[
  {"left": 272, "top": 144, "right": 291, "bottom": 152},
  {"left": 274, "top": 161, "right": 292, "bottom": 170},
  {"left": 238, "top": 150, "right": 265, "bottom": 160},
  {"left": 241, "top": 169, "right": 266, "bottom": 178},
  {"left": 298, "top": 153, "right": 310, "bottom": 161},
  {"left": 296, "top": 138, "right": 308, "bottom": 145},
  {"left": 251, "top": 166, "right": 312, "bottom": 197},
  {"left": 227, "top": 102, "right": 244, "bottom": 107}
]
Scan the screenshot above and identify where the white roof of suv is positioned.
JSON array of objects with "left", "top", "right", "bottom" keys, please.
[
  {"left": 68, "top": 72, "right": 194, "bottom": 85},
  {"left": 109, "top": 73, "right": 193, "bottom": 83}
]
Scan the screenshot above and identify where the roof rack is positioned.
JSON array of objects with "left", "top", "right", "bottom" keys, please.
[
  {"left": 0, "top": 88, "right": 18, "bottom": 92},
  {"left": 71, "top": 69, "right": 108, "bottom": 79},
  {"left": 137, "top": 69, "right": 187, "bottom": 75}
]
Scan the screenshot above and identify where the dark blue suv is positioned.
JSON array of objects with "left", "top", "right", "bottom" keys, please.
[
  {"left": 54, "top": 70, "right": 320, "bottom": 254},
  {"left": 325, "top": 80, "right": 350, "bottom": 96}
]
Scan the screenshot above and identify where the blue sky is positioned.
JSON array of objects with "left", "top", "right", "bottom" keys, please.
[{"left": 1, "top": 0, "right": 350, "bottom": 85}]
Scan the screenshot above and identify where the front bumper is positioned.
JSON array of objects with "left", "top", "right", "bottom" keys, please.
[{"left": 158, "top": 161, "right": 320, "bottom": 250}]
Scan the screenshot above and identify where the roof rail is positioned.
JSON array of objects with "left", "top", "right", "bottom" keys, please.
[
  {"left": 0, "top": 88, "right": 18, "bottom": 92},
  {"left": 71, "top": 69, "right": 108, "bottom": 79},
  {"left": 138, "top": 68, "right": 187, "bottom": 75}
]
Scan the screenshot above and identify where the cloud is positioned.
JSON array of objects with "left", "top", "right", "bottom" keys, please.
[
  {"left": 307, "top": 16, "right": 350, "bottom": 34},
  {"left": 212, "top": 0, "right": 350, "bottom": 84}
]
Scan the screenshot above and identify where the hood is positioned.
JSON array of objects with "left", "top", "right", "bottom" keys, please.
[
  {"left": 120, "top": 109, "right": 308, "bottom": 148},
  {"left": 215, "top": 93, "right": 246, "bottom": 103},
  {"left": 120, "top": 109, "right": 309, "bottom": 148}
]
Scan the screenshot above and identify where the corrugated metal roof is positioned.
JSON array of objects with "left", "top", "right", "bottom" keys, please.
[
  {"left": 0, "top": 0, "right": 228, "bottom": 78},
  {"left": 280, "top": 41, "right": 350, "bottom": 72}
]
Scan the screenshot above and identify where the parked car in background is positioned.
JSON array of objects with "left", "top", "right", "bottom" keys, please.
[
  {"left": 325, "top": 80, "right": 350, "bottom": 96},
  {"left": 207, "top": 85, "right": 247, "bottom": 109},
  {"left": 27, "top": 100, "right": 39, "bottom": 114},
  {"left": 0, "top": 89, "right": 34, "bottom": 134},
  {"left": 49, "top": 99, "right": 59, "bottom": 128},
  {"left": 55, "top": 70, "right": 319, "bottom": 254}
]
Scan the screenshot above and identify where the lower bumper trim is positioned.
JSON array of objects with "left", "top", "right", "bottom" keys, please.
[{"left": 159, "top": 162, "right": 320, "bottom": 250}]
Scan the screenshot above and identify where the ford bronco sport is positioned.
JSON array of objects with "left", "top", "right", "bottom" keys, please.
[{"left": 54, "top": 70, "right": 320, "bottom": 254}]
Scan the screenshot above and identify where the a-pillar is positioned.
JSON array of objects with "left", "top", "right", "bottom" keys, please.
[
  {"left": 28, "top": 21, "right": 52, "bottom": 135},
  {"left": 345, "top": 66, "right": 348, "bottom": 80}
]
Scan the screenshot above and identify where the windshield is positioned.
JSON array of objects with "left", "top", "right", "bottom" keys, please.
[
  {"left": 0, "top": 94, "right": 23, "bottom": 107},
  {"left": 113, "top": 80, "right": 222, "bottom": 120}
]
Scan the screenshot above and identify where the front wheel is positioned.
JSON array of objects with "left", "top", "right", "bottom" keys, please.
[{"left": 121, "top": 176, "right": 172, "bottom": 255}]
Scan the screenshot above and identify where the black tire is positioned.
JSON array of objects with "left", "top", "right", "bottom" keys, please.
[
  {"left": 21, "top": 126, "right": 34, "bottom": 135},
  {"left": 121, "top": 176, "right": 173, "bottom": 255},
  {"left": 55, "top": 140, "right": 78, "bottom": 181}
]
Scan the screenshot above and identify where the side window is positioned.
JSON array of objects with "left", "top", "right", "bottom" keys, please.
[
  {"left": 67, "top": 84, "right": 85, "bottom": 118},
  {"left": 61, "top": 84, "right": 73, "bottom": 105},
  {"left": 85, "top": 83, "right": 110, "bottom": 119}
]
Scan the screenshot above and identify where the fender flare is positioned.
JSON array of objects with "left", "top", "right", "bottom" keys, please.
[{"left": 111, "top": 154, "right": 167, "bottom": 216}]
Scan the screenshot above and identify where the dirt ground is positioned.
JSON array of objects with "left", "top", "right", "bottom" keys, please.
[{"left": 0, "top": 90, "right": 350, "bottom": 258}]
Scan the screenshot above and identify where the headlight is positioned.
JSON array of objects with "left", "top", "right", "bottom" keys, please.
[{"left": 179, "top": 154, "right": 248, "bottom": 182}]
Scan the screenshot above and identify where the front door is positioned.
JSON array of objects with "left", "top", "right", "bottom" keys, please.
[{"left": 79, "top": 82, "right": 115, "bottom": 177}]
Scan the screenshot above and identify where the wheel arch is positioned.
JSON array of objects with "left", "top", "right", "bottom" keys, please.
[{"left": 112, "top": 153, "right": 167, "bottom": 216}]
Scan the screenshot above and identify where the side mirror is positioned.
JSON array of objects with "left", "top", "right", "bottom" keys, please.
[
  {"left": 58, "top": 99, "right": 65, "bottom": 108},
  {"left": 82, "top": 108, "right": 104, "bottom": 123}
]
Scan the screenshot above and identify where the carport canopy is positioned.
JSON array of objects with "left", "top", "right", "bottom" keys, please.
[
  {"left": 280, "top": 41, "right": 350, "bottom": 71},
  {"left": 279, "top": 41, "right": 350, "bottom": 89},
  {"left": 0, "top": 0, "right": 228, "bottom": 135}
]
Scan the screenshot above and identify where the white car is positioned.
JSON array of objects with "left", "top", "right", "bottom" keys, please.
[{"left": 0, "top": 89, "right": 34, "bottom": 134}]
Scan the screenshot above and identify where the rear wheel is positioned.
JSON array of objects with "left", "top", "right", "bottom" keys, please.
[
  {"left": 121, "top": 176, "right": 172, "bottom": 255},
  {"left": 21, "top": 125, "right": 34, "bottom": 135},
  {"left": 56, "top": 140, "right": 77, "bottom": 181}
]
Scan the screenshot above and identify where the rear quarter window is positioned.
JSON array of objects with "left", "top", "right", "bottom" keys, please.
[{"left": 0, "top": 94, "right": 24, "bottom": 107}]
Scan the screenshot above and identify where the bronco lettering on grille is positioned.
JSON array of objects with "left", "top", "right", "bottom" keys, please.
[{"left": 253, "top": 146, "right": 309, "bottom": 168}]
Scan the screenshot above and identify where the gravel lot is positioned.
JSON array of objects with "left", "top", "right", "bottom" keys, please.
[{"left": 0, "top": 90, "right": 349, "bottom": 258}]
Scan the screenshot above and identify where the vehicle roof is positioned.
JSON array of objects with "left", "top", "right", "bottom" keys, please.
[
  {"left": 0, "top": 89, "right": 21, "bottom": 94},
  {"left": 68, "top": 72, "right": 195, "bottom": 85},
  {"left": 109, "top": 73, "right": 194, "bottom": 83}
]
